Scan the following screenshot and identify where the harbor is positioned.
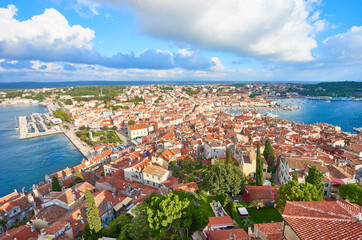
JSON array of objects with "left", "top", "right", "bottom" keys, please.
[
  {"left": 18, "top": 114, "right": 94, "bottom": 159},
  {"left": 218, "top": 105, "right": 300, "bottom": 113}
]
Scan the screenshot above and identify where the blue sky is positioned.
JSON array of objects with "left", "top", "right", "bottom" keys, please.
[{"left": 0, "top": 0, "right": 361, "bottom": 82}]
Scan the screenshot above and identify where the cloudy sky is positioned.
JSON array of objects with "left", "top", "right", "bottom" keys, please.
[{"left": 0, "top": 0, "right": 361, "bottom": 82}]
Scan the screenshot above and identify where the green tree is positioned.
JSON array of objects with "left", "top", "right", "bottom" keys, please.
[
  {"left": 186, "top": 175, "right": 197, "bottom": 183},
  {"left": 51, "top": 177, "right": 61, "bottom": 191},
  {"left": 119, "top": 214, "right": 149, "bottom": 240},
  {"left": 74, "top": 167, "right": 84, "bottom": 183},
  {"left": 204, "top": 161, "right": 246, "bottom": 197},
  {"left": 64, "top": 99, "right": 73, "bottom": 105},
  {"left": 112, "top": 126, "right": 118, "bottom": 130},
  {"left": 256, "top": 142, "right": 264, "bottom": 186},
  {"left": 292, "top": 171, "right": 298, "bottom": 181},
  {"left": 103, "top": 126, "right": 109, "bottom": 131},
  {"left": 182, "top": 155, "right": 195, "bottom": 174},
  {"left": 128, "top": 120, "right": 136, "bottom": 125},
  {"left": 338, "top": 183, "right": 362, "bottom": 205},
  {"left": 103, "top": 213, "right": 132, "bottom": 238},
  {"left": 240, "top": 218, "right": 254, "bottom": 229},
  {"left": 305, "top": 166, "right": 324, "bottom": 198},
  {"left": 145, "top": 191, "right": 204, "bottom": 239},
  {"left": 226, "top": 150, "right": 232, "bottom": 164},
  {"left": 276, "top": 180, "right": 323, "bottom": 210},
  {"left": 85, "top": 189, "right": 102, "bottom": 235},
  {"left": 263, "top": 139, "right": 275, "bottom": 166}
]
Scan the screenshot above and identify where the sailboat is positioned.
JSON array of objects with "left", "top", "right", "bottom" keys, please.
[{"left": 15, "top": 116, "right": 19, "bottom": 131}]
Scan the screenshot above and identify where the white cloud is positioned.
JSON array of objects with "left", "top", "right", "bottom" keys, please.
[
  {"left": 0, "top": 5, "right": 216, "bottom": 70},
  {"left": 321, "top": 26, "right": 362, "bottom": 64},
  {"left": 210, "top": 57, "right": 225, "bottom": 71},
  {"left": 118, "top": 0, "right": 317, "bottom": 62},
  {"left": 0, "top": 5, "right": 95, "bottom": 60},
  {"left": 74, "top": 0, "right": 100, "bottom": 17}
]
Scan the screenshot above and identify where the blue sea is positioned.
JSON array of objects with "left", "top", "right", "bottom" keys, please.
[
  {"left": 0, "top": 105, "right": 83, "bottom": 197},
  {"left": 272, "top": 98, "right": 362, "bottom": 133}
]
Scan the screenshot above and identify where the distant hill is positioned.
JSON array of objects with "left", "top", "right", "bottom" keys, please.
[{"left": 301, "top": 81, "right": 362, "bottom": 97}]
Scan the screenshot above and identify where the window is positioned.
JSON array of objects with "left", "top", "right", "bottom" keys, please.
[{"left": 158, "top": 177, "right": 160, "bottom": 180}]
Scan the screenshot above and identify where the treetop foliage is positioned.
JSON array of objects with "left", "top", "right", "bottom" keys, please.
[
  {"left": 204, "top": 160, "right": 246, "bottom": 197},
  {"left": 51, "top": 177, "right": 61, "bottom": 192},
  {"left": 256, "top": 142, "right": 264, "bottom": 186}
]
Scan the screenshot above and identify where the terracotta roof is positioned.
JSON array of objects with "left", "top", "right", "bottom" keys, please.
[
  {"left": 129, "top": 123, "right": 147, "bottom": 131},
  {"left": 93, "top": 190, "right": 119, "bottom": 216},
  {"left": 33, "top": 205, "right": 69, "bottom": 224},
  {"left": 284, "top": 217, "right": 361, "bottom": 240},
  {"left": 254, "top": 222, "right": 283, "bottom": 239},
  {"left": 0, "top": 190, "right": 20, "bottom": 205},
  {"left": 0, "top": 225, "right": 39, "bottom": 240},
  {"left": 208, "top": 229, "right": 248, "bottom": 240},
  {"left": 282, "top": 200, "right": 362, "bottom": 240},
  {"left": 244, "top": 186, "right": 279, "bottom": 201},
  {"left": 162, "top": 176, "right": 179, "bottom": 189},
  {"left": 208, "top": 216, "right": 233, "bottom": 227}
]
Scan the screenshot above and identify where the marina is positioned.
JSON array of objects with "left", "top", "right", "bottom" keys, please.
[{"left": 18, "top": 113, "right": 95, "bottom": 159}]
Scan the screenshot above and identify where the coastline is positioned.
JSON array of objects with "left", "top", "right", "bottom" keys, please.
[
  {"left": 0, "top": 105, "right": 84, "bottom": 196},
  {"left": 0, "top": 97, "right": 361, "bottom": 197}
]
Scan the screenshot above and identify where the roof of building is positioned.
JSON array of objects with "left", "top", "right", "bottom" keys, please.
[
  {"left": 33, "top": 205, "right": 69, "bottom": 224},
  {"left": 129, "top": 123, "right": 148, "bottom": 131},
  {"left": 208, "top": 228, "right": 248, "bottom": 240},
  {"left": 208, "top": 216, "right": 233, "bottom": 227},
  {"left": 244, "top": 185, "right": 279, "bottom": 200},
  {"left": 254, "top": 222, "right": 283, "bottom": 238},
  {"left": 143, "top": 165, "right": 169, "bottom": 177},
  {"left": 282, "top": 200, "right": 362, "bottom": 240},
  {"left": 0, "top": 190, "right": 20, "bottom": 205},
  {"left": 162, "top": 176, "right": 179, "bottom": 189},
  {"left": 0, "top": 225, "right": 39, "bottom": 240}
]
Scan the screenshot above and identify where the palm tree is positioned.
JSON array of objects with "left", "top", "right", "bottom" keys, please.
[{"left": 241, "top": 218, "right": 254, "bottom": 229}]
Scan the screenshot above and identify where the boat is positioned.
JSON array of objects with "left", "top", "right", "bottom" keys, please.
[
  {"left": 353, "top": 127, "right": 362, "bottom": 133},
  {"left": 325, "top": 100, "right": 330, "bottom": 103},
  {"left": 15, "top": 116, "right": 19, "bottom": 131},
  {"left": 264, "top": 112, "right": 280, "bottom": 118}
]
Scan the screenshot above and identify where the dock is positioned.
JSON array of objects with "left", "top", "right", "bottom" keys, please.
[{"left": 19, "top": 115, "right": 94, "bottom": 159}]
